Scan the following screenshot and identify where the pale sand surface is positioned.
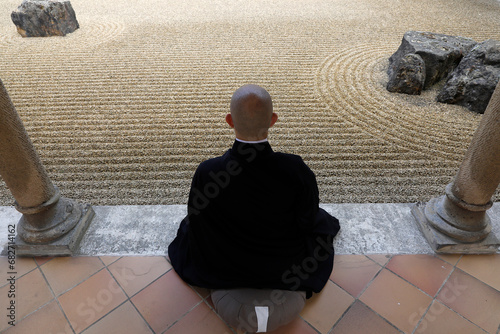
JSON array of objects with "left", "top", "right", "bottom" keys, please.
[{"left": 0, "top": 0, "right": 499, "bottom": 205}]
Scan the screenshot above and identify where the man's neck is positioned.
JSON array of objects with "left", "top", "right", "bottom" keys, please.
[{"left": 235, "top": 138, "right": 268, "bottom": 144}]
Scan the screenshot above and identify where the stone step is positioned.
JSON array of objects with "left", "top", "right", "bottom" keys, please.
[{"left": 1, "top": 203, "right": 499, "bottom": 256}]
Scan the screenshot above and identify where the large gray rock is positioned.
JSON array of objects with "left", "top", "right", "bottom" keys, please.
[
  {"left": 437, "top": 40, "right": 500, "bottom": 114},
  {"left": 388, "top": 31, "right": 477, "bottom": 91},
  {"left": 11, "top": 0, "right": 79, "bottom": 37},
  {"left": 386, "top": 53, "right": 426, "bottom": 95}
]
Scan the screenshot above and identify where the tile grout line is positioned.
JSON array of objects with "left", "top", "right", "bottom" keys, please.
[
  {"left": 198, "top": 298, "right": 238, "bottom": 334},
  {"left": 56, "top": 266, "right": 115, "bottom": 333},
  {"left": 408, "top": 297, "right": 434, "bottom": 334},
  {"left": 356, "top": 254, "right": 392, "bottom": 298},
  {"left": 49, "top": 266, "right": 108, "bottom": 299},
  {"left": 98, "top": 255, "right": 122, "bottom": 267},
  {"left": 353, "top": 254, "right": 406, "bottom": 334},
  {"left": 327, "top": 254, "right": 403, "bottom": 334},
  {"left": 160, "top": 299, "right": 206, "bottom": 334},
  {"left": 436, "top": 302, "right": 489, "bottom": 334},
  {"left": 326, "top": 298, "right": 357, "bottom": 334},
  {"left": 0, "top": 258, "right": 39, "bottom": 290},
  {"left": 124, "top": 262, "right": 173, "bottom": 300},
  {"left": 298, "top": 316, "right": 323, "bottom": 334},
  {"left": 377, "top": 255, "right": 456, "bottom": 334},
  {"left": 326, "top": 262, "right": 364, "bottom": 332},
  {"left": 102, "top": 256, "right": 162, "bottom": 334},
  {"left": 443, "top": 266, "right": 500, "bottom": 333},
  {"left": 383, "top": 254, "right": 460, "bottom": 300},
  {"left": 453, "top": 255, "right": 500, "bottom": 293},
  {"left": 160, "top": 261, "right": 237, "bottom": 334},
  {"left": 79, "top": 300, "right": 130, "bottom": 334},
  {"left": 126, "top": 298, "right": 156, "bottom": 334},
  {"left": 33, "top": 257, "right": 78, "bottom": 334},
  {"left": 188, "top": 271, "right": 241, "bottom": 334},
  {"left": 89, "top": 257, "right": 133, "bottom": 325},
  {"left": 365, "top": 254, "right": 393, "bottom": 266},
  {"left": 410, "top": 255, "right": 462, "bottom": 334},
  {"left": 334, "top": 299, "right": 405, "bottom": 334}
]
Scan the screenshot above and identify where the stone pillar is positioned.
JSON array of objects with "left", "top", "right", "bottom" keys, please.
[
  {"left": 0, "top": 78, "right": 94, "bottom": 256},
  {"left": 412, "top": 81, "right": 500, "bottom": 254}
]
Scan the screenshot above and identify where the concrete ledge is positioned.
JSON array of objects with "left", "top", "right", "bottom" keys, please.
[{"left": 1, "top": 203, "right": 498, "bottom": 256}]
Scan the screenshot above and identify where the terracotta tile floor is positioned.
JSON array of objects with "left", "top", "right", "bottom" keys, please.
[{"left": 1, "top": 254, "right": 499, "bottom": 334}]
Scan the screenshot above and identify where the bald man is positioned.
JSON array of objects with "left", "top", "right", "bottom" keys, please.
[{"left": 168, "top": 85, "right": 340, "bottom": 332}]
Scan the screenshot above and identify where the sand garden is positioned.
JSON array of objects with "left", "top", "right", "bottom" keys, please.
[{"left": 0, "top": 0, "right": 499, "bottom": 206}]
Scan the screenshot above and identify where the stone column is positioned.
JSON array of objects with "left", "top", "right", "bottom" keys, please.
[
  {"left": 412, "top": 81, "right": 500, "bottom": 254},
  {"left": 0, "top": 78, "right": 94, "bottom": 256}
]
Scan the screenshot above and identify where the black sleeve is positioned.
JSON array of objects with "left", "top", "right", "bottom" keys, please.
[
  {"left": 186, "top": 163, "right": 209, "bottom": 218},
  {"left": 294, "top": 157, "right": 320, "bottom": 231},
  {"left": 295, "top": 157, "right": 340, "bottom": 236}
]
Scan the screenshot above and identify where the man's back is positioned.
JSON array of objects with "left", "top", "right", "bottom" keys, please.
[{"left": 170, "top": 140, "right": 326, "bottom": 290}]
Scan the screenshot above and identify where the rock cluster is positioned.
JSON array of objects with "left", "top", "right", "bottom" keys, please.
[
  {"left": 387, "top": 31, "right": 500, "bottom": 114},
  {"left": 437, "top": 39, "right": 500, "bottom": 114},
  {"left": 11, "top": 0, "right": 79, "bottom": 37}
]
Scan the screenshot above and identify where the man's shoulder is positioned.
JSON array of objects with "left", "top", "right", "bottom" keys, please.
[
  {"left": 196, "top": 150, "right": 230, "bottom": 171},
  {"left": 272, "top": 151, "right": 306, "bottom": 165},
  {"left": 269, "top": 151, "right": 315, "bottom": 177}
]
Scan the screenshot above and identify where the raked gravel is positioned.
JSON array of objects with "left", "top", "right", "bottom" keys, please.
[{"left": 0, "top": 0, "right": 499, "bottom": 206}]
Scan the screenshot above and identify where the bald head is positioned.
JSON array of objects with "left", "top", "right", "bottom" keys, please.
[{"left": 227, "top": 84, "right": 277, "bottom": 141}]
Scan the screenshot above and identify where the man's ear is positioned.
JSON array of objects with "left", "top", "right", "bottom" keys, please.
[
  {"left": 269, "top": 113, "right": 278, "bottom": 128},
  {"left": 225, "top": 114, "right": 235, "bottom": 128}
]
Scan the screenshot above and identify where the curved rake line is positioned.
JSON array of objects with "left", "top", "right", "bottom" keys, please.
[{"left": 315, "top": 44, "right": 477, "bottom": 160}]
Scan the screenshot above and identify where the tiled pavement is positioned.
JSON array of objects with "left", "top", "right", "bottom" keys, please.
[{"left": 1, "top": 254, "right": 499, "bottom": 334}]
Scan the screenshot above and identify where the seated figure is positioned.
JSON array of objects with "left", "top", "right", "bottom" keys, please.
[{"left": 168, "top": 84, "right": 340, "bottom": 332}]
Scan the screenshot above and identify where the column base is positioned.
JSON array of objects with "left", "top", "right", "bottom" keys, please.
[
  {"left": 15, "top": 204, "right": 95, "bottom": 256},
  {"left": 412, "top": 202, "right": 500, "bottom": 254}
]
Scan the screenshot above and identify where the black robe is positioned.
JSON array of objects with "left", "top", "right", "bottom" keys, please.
[{"left": 168, "top": 140, "right": 340, "bottom": 297}]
